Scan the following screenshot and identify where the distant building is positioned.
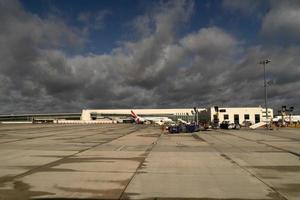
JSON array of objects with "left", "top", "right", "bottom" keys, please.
[
  {"left": 81, "top": 108, "right": 204, "bottom": 121},
  {"left": 207, "top": 106, "right": 273, "bottom": 125},
  {"left": 0, "top": 113, "right": 81, "bottom": 122},
  {"left": 81, "top": 107, "right": 273, "bottom": 125},
  {"left": 0, "top": 107, "right": 274, "bottom": 125}
]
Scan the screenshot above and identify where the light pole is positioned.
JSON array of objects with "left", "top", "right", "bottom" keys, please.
[
  {"left": 259, "top": 59, "right": 271, "bottom": 126},
  {"left": 193, "top": 107, "right": 199, "bottom": 126}
]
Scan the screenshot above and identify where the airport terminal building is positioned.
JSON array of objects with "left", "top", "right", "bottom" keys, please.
[
  {"left": 0, "top": 106, "right": 274, "bottom": 125},
  {"left": 207, "top": 107, "right": 273, "bottom": 125},
  {"left": 81, "top": 106, "right": 273, "bottom": 125}
]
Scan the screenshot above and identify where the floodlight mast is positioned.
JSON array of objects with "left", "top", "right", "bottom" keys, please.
[
  {"left": 193, "top": 107, "right": 199, "bottom": 126},
  {"left": 259, "top": 59, "right": 271, "bottom": 128}
]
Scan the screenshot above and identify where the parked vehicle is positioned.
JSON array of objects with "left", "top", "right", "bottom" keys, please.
[
  {"left": 220, "top": 120, "right": 240, "bottom": 129},
  {"left": 220, "top": 120, "right": 230, "bottom": 129},
  {"left": 168, "top": 123, "right": 200, "bottom": 133},
  {"left": 168, "top": 125, "right": 180, "bottom": 133},
  {"left": 242, "top": 120, "right": 252, "bottom": 127},
  {"left": 233, "top": 123, "right": 241, "bottom": 129}
]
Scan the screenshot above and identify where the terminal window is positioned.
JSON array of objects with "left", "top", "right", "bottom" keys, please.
[
  {"left": 244, "top": 114, "right": 250, "bottom": 120},
  {"left": 234, "top": 114, "right": 239, "bottom": 123},
  {"left": 224, "top": 114, "right": 229, "bottom": 120},
  {"left": 255, "top": 114, "right": 260, "bottom": 123}
]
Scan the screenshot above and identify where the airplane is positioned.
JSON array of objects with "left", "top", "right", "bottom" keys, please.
[
  {"left": 130, "top": 110, "right": 173, "bottom": 125},
  {"left": 273, "top": 115, "right": 300, "bottom": 123}
]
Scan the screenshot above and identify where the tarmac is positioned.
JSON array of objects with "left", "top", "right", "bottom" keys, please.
[{"left": 0, "top": 124, "right": 299, "bottom": 200}]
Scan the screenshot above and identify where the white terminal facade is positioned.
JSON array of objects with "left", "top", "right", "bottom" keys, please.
[
  {"left": 208, "top": 106, "right": 273, "bottom": 124},
  {"left": 81, "top": 106, "right": 273, "bottom": 124}
]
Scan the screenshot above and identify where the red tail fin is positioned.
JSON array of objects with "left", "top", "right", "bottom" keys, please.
[{"left": 131, "top": 110, "right": 138, "bottom": 118}]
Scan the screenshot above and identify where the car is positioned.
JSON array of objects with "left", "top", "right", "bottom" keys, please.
[
  {"left": 242, "top": 120, "right": 252, "bottom": 127},
  {"left": 220, "top": 120, "right": 230, "bottom": 129},
  {"left": 220, "top": 120, "right": 241, "bottom": 129},
  {"left": 168, "top": 125, "right": 180, "bottom": 133},
  {"left": 232, "top": 123, "right": 241, "bottom": 129}
]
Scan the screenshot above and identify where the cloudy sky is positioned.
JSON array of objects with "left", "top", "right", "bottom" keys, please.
[{"left": 0, "top": 0, "right": 299, "bottom": 114}]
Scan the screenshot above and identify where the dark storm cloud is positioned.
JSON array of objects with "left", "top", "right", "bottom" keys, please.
[
  {"left": 0, "top": 0, "right": 299, "bottom": 114},
  {"left": 261, "top": 0, "right": 300, "bottom": 41},
  {"left": 0, "top": 0, "right": 85, "bottom": 113},
  {"left": 229, "top": 45, "right": 300, "bottom": 109}
]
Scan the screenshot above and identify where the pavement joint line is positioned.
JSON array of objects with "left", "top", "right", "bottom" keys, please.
[
  {"left": 232, "top": 128, "right": 300, "bottom": 142},
  {"left": 248, "top": 129, "right": 300, "bottom": 142},
  {"left": 0, "top": 126, "right": 141, "bottom": 185},
  {"left": 250, "top": 136, "right": 300, "bottom": 158},
  {"left": 195, "top": 132, "right": 288, "bottom": 200},
  {"left": 0, "top": 127, "right": 81, "bottom": 144},
  {"left": 0, "top": 133, "right": 65, "bottom": 144},
  {"left": 115, "top": 145, "right": 126, "bottom": 151},
  {"left": 207, "top": 131, "right": 250, "bottom": 153},
  {"left": 0, "top": 125, "right": 100, "bottom": 135},
  {"left": 119, "top": 128, "right": 163, "bottom": 200},
  {"left": 220, "top": 130, "right": 300, "bottom": 158},
  {"left": 0, "top": 125, "right": 125, "bottom": 145}
]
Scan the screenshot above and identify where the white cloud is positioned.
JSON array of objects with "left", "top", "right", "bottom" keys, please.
[{"left": 180, "top": 27, "right": 238, "bottom": 56}]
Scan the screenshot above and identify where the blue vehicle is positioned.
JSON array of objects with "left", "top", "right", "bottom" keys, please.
[
  {"left": 168, "top": 125, "right": 180, "bottom": 133},
  {"left": 168, "top": 123, "right": 200, "bottom": 133}
]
